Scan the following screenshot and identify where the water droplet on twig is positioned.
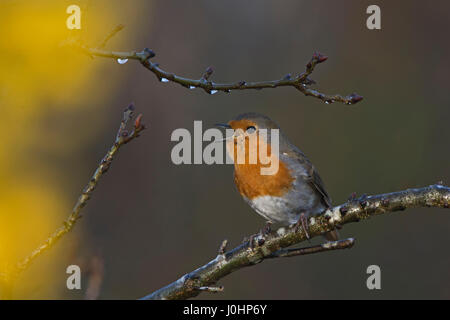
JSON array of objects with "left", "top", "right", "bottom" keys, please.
[
  {"left": 160, "top": 78, "right": 169, "bottom": 83},
  {"left": 117, "top": 58, "right": 128, "bottom": 64}
]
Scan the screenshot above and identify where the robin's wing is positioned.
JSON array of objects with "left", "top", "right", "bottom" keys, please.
[
  {"left": 307, "top": 167, "right": 332, "bottom": 208},
  {"left": 285, "top": 147, "right": 332, "bottom": 209}
]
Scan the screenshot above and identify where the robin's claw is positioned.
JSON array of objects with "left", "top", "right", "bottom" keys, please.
[
  {"left": 244, "top": 223, "right": 272, "bottom": 250},
  {"left": 295, "top": 213, "right": 310, "bottom": 240},
  {"left": 248, "top": 234, "right": 256, "bottom": 249},
  {"left": 348, "top": 192, "right": 357, "bottom": 201},
  {"left": 261, "top": 221, "right": 272, "bottom": 236},
  {"left": 242, "top": 234, "right": 257, "bottom": 249}
]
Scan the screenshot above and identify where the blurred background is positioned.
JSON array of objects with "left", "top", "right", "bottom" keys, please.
[{"left": 0, "top": 0, "right": 449, "bottom": 299}]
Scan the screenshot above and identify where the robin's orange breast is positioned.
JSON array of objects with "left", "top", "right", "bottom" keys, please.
[
  {"left": 232, "top": 138, "right": 295, "bottom": 199},
  {"left": 234, "top": 161, "right": 294, "bottom": 199}
]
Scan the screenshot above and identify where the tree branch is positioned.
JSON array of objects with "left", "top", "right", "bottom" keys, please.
[
  {"left": 140, "top": 184, "right": 449, "bottom": 300},
  {"left": 267, "top": 238, "right": 355, "bottom": 259},
  {"left": 74, "top": 26, "right": 363, "bottom": 104},
  {"left": 1, "top": 104, "right": 146, "bottom": 285}
]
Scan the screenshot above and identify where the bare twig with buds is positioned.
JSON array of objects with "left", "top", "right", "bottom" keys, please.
[
  {"left": 1, "top": 104, "right": 146, "bottom": 287},
  {"left": 141, "top": 184, "right": 449, "bottom": 300},
  {"left": 73, "top": 25, "right": 363, "bottom": 105}
]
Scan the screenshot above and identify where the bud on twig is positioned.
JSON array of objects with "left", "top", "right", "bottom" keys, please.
[
  {"left": 202, "top": 66, "right": 214, "bottom": 80},
  {"left": 312, "top": 51, "right": 328, "bottom": 63}
]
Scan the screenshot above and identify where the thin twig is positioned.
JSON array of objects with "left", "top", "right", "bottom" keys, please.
[
  {"left": 73, "top": 25, "right": 363, "bottom": 104},
  {"left": 218, "top": 239, "right": 228, "bottom": 255},
  {"left": 268, "top": 238, "right": 355, "bottom": 258},
  {"left": 3, "top": 104, "right": 146, "bottom": 283},
  {"left": 97, "top": 24, "right": 125, "bottom": 49},
  {"left": 141, "top": 184, "right": 449, "bottom": 300},
  {"left": 84, "top": 255, "right": 105, "bottom": 300}
]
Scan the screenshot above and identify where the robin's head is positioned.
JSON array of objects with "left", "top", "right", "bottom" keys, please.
[
  {"left": 227, "top": 112, "right": 280, "bottom": 132},
  {"left": 215, "top": 113, "right": 280, "bottom": 141},
  {"left": 216, "top": 113, "right": 281, "bottom": 175}
]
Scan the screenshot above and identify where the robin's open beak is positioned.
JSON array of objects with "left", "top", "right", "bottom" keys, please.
[{"left": 215, "top": 123, "right": 231, "bottom": 129}]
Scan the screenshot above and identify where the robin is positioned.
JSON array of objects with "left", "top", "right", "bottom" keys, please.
[{"left": 216, "top": 112, "right": 338, "bottom": 241}]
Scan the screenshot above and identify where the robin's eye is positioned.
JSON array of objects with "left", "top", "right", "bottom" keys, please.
[{"left": 246, "top": 126, "right": 256, "bottom": 134}]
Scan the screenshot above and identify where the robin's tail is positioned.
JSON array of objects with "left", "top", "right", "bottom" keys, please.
[{"left": 323, "top": 229, "right": 339, "bottom": 242}]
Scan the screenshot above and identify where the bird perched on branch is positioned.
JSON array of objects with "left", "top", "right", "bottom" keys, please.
[{"left": 217, "top": 112, "right": 338, "bottom": 241}]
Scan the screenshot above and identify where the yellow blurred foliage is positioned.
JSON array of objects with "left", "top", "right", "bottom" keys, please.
[
  {"left": 0, "top": 0, "right": 126, "bottom": 297},
  {"left": 0, "top": 181, "right": 65, "bottom": 266},
  {"left": 1, "top": 1, "right": 93, "bottom": 109}
]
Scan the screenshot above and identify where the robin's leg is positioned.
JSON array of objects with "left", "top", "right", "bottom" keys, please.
[
  {"left": 243, "top": 221, "right": 273, "bottom": 249},
  {"left": 295, "top": 212, "right": 310, "bottom": 239},
  {"left": 242, "top": 233, "right": 258, "bottom": 249},
  {"left": 248, "top": 234, "right": 256, "bottom": 249},
  {"left": 260, "top": 221, "right": 272, "bottom": 236}
]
